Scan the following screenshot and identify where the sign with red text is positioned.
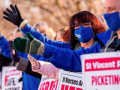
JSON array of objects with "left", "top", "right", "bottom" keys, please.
[
  {"left": 2, "top": 66, "right": 22, "bottom": 90},
  {"left": 81, "top": 52, "right": 120, "bottom": 90},
  {"left": 57, "top": 70, "right": 83, "bottom": 90},
  {"left": 38, "top": 75, "right": 58, "bottom": 90}
]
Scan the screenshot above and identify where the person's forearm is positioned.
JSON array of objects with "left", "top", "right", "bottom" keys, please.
[
  {"left": 42, "top": 42, "right": 101, "bottom": 72},
  {"left": 36, "top": 61, "right": 60, "bottom": 80},
  {"left": 21, "top": 23, "right": 71, "bottom": 49},
  {"left": 42, "top": 44, "right": 82, "bottom": 72},
  {"left": 17, "top": 57, "right": 42, "bottom": 79},
  {"left": 0, "top": 36, "right": 11, "bottom": 58},
  {"left": 25, "top": 61, "right": 42, "bottom": 79}
]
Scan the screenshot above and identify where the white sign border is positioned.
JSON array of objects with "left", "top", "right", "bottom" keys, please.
[
  {"left": 57, "top": 70, "right": 83, "bottom": 90},
  {"left": 81, "top": 52, "right": 120, "bottom": 90}
]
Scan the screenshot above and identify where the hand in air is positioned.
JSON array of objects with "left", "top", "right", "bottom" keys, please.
[
  {"left": 27, "top": 55, "right": 40, "bottom": 72},
  {"left": 3, "top": 4, "right": 23, "bottom": 27}
]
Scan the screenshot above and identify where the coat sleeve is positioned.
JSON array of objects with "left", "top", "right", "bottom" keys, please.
[
  {"left": 36, "top": 61, "right": 60, "bottom": 80},
  {"left": 17, "top": 57, "right": 42, "bottom": 79},
  {"left": 21, "top": 23, "right": 72, "bottom": 49},
  {"left": 25, "top": 61, "right": 42, "bottom": 79},
  {"left": 96, "top": 29, "right": 112, "bottom": 45},
  {"left": 0, "top": 36, "right": 12, "bottom": 58},
  {"left": 42, "top": 42, "right": 101, "bottom": 72},
  {"left": 0, "top": 36, "right": 28, "bottom": 59}
]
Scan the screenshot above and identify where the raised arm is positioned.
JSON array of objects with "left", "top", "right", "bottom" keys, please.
[
  {"left": 13, "top": 33, "right": 101, "bottom": 72},
  {"left": 3, "top": 4, "right": 72, "bottom": 49},
  {"left": 42, "top": 42, "right": 101, "bottom": 72},
  {"left": 21, "top": 23, "right": 71, "bottom": 49},
  {"left": 28, "top": 55, "right": 60, "bottom": 80}
]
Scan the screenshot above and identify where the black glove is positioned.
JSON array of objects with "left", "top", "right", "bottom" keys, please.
[
  {"left": 3, "top": 4, "right": 23, "bottom": 27},
  {"left": 9, "top": 41, "right": 20, "bottom": 64}
]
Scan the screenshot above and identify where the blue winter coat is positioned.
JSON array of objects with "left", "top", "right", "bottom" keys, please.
[
  {"left": 21, "top": 23, "right": 112, "bottom": 72},
  {"left": 0, "top": 36, "right": 46, "bottom": 90}
]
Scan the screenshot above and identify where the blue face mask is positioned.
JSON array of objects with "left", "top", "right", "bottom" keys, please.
[
  {"left": 74, "top": 26, "right": 93, "bottom": 43},
  {"left": 103, "top": 12, "right": 120, "bottom": 31}
]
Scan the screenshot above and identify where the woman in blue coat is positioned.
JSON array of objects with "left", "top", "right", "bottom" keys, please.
[{"left": 3, "top": 5, "right": 112, "bottom": 72}]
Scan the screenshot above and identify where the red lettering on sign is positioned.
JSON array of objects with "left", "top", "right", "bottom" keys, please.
[
  {"left": 92, "top": 75, "right": 120, "bottom": 86},
  {"left": 45, "top": 81, "right": 49, "bottom": 90},
  {"left": 60, "top": 84, "right": 82, "bottom": 90},
  {"left": 55, "top": 81, "right": 58, "bottom": 90},
  {"left": 61, "top": 84, "right": 65, "bottom": 90},
  {"left": 65, "top": 85, "right": 69, "bottom": 90},
  {"left": 70, "top": 86, "right": 75, "bottom": 90},
  {"left": 76, "top": 88, "right": 83, "bottom": 90},
  {"left": 92, "top": 76, "right": 95, "bottom": 85},
  {"left": 101, "top": 76, "right": 104, "bottom": 85},
  {"left": 5, "top": 75, "right": 9, "bottom": 85},
  {"left": 85, "top": 57, "right": 120, "bottom": 71},
  {"left": 39, "top": 82, "right": 45, "bottom": 90},
  {"left": 39, "top": 81, "right": 58, "bottom": 90},
  {"left": 49, "top": 81, "right": 56, "bottom": 90}
]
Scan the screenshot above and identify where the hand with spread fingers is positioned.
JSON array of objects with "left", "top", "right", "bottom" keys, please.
[
  {"left": 13, "top": 32, "right": 45, "bottom": 55},
  {"left": 3, "top": 4, "right": 23, "bottom": 27}
]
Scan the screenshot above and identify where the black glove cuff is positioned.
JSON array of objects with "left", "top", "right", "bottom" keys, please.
[{"left": 18, "top": 19, "right": 24, "bottom": 27}]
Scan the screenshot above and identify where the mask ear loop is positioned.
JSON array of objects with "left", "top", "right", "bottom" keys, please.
[{"left": 91, "top": 27, "right": 94, "bottom": 36}]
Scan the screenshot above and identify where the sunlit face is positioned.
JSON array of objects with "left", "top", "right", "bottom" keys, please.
[
  {"left": 15, "top": 32, "right": 25, "bottom": 38},
  {"left": 36, "top": 26, "right": 46, "bottom": 35},
  {"left": 105, "top": 0, "right": 120, "bottom": 14},
  {"left": 8, "top": 34, "right": 14, "bottom": 41},
  {"left": 55, "top": 32, "right": 63, "bottom": 42},
  {"left": 38, "top": 29, "right": 46, "bottom": 35}
]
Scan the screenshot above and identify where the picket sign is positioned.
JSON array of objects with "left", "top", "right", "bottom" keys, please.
[
  {"left": 38, "top": 75, "right": 58, "bottom": 90},
  {"left": 38, "top": 70, "right": 83, "bottom": 90},
  {"left": 2, "top": 66, "right": 22, "bottom": 90},
  {"left": 57, "top": 70, "right": 83, "bottom": 90},
  {"left": 81, "top": 52, "right": 120, "bottom": 90}
]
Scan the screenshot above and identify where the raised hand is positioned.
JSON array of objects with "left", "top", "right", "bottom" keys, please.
[
  {"left": 3, "top": 4, "right": 23, "bottom": 27},
  {"left": 27, "top": 55, "right": 40, "bottom": 72},
  {"left": 13, "top": 32, "right": 45, "bottom": 55}
]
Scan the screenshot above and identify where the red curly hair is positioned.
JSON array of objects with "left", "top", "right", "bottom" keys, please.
[{"left": 64, "top": 11, "right": 106, "bottom": 49}]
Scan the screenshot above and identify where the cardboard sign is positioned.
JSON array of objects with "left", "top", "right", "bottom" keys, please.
[
  {"left": 57, "top": 70, "right": 83, "bottom": 90},
  {"left": 81, "top": 52, "right": 120, "bottom": 90},
  {"left": 2, "top": 66, "right": 22, "bottom": 90},
  {"left": 38, "top": 75, "right": 58, "bottom": 90}
]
